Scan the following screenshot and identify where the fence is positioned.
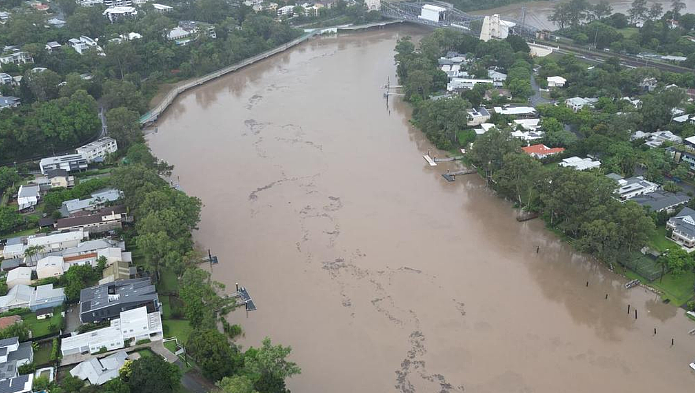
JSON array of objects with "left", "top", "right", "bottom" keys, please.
[{"left": 140, "top": 31, "right": 319, "bottom": 126}]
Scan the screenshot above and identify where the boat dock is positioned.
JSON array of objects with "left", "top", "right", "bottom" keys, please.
[
  {"left": 424, "top": 154, "right": 437, "bottom": 166},
  {"left": 442, "top": 168, "right": 476, "bottom": 182}
]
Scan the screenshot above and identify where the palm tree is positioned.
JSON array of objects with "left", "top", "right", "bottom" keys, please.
[{"left": 23, "top": 245, "right": 45, "bottom": 264}]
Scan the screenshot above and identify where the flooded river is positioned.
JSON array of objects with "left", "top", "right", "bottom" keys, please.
[
  {"left": 148, "top": 26, "right": 695, "bottom": 393},
  {"left": 473, "top": 0, "right": 695, "bottom": 30}
]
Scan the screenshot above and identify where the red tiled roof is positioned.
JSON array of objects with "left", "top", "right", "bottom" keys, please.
[
  {"left": 0, "top": 315, "right": 21, "bottom": 329},
  {"left": 63, "top": 252, "right": 97, "bottom": 262},
  {"left": 522, "top": 144, "right": 565, "bottom": 157}
]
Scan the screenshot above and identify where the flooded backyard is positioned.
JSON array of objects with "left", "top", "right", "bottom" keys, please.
[{"left": 147, "top": 26, "right": 695, "bottom": 393}]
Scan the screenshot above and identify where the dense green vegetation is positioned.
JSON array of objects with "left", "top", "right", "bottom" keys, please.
[{"left": 550, "top": 0, "right": 695, "bottom": 68}]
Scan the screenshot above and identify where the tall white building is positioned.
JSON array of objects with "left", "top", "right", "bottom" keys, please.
[
  {"left": 77, "top": 137, "right": 118, "bottom": 163},
  {"left": 479, "top": 14, "right": 515, "bottom": 42}
]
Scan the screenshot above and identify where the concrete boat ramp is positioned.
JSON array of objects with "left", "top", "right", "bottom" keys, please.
[{"left": 423, "top": 153, "right": 464, "bottom": 167}]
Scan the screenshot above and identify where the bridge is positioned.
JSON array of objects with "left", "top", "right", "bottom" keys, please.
[{"left": 380, "top": 1, "right": 539, "bottom": 38}]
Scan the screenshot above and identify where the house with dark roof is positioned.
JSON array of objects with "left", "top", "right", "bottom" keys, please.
[
  {"left": 667, "top": 207, "right": 695, "bottom": 248},
  {"left": 630, "top": 191, "right": 691, "bottom": 213},
  {"left": 55, "top": 206, "right": 126, "bottom": 233},
  {"left": 0, "top": 337, "right": 33, "bottom": 391},
  {"left": 79, "top": 278, "right": 159, "bottom": 323},
  {"left": 45, "top": 169, "right": 74, "bottom": 188}
]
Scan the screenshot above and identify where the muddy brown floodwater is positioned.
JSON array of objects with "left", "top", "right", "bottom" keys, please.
[{"left": 148, "top": 26, "right": 695, "bottom": 393}]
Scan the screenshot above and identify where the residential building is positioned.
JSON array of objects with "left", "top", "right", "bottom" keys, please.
[
  {"left": 607, "top": 174, "right": 659, "bottom": 200},
  {"left": 68, "top": 36, "right": 102, "bottom": 55},
  {"left": 76, "top": 137, "right": 117, "bottom": 163},
  {"left": 466, "top": 107, "right": 490, "bottom": 126},
  {"left": 2, "top": 229, "right": 88, "bottom": 259},
  {"left": 45, "top": 41, "right": 62, "bottom": 53},
  {"left": 30, "top": 284, "right": 65, "bottom": 311},
  {"left": 0, "top": 375, "right": 32, "bottom": 393},
  {"left": 79, "top": 278, "right": 159, "bottom": 323},
  {"left": 70, "top": 351, "right": 128, "bottom": 385},
  {"left": 0, "top": 286, "right": 32, "bottom": 312},
  {"left": 631, "top": 190, "right": 690, "bottom": 213},
  {"left": 152, "top": 3, "right": 173, "bottom": 12},
  {"left": 559, "top": 156, "right": 601, "bottom": 171},
  {"left": 473, "top": 123, "right": 496, "bottom": 135},
  {"left": 277, "top": 5, "right": 294, "bottom": 16},
  {"left": 565, "top": 97, "right": 598, "bottom": 112},
  {"left": 484, "top": 88, "right": 512, "bottom": 101},
  {"left": 640, "top": 77, "right": 657, "bottom": 92},
  {"left": 0, "top": 50, "right": 32, "bottom": 66},
  {"left": 104, "top": 0, "right": 132, "bottom": 6},
  {"left": 0, "top": 12, "right": 9, "bottom": 24},
  {"left": 78, "top": 0, "right": 104, "bottom": 5},
  {"left": 546, "top": 76, "right": 566, "bottom": 87},
  {"left": 36, "top": 256, "right": 64, "bottom": 280},
  {"left": 0, "top": 259, "right": 20, "bottom": 272},
  {"left": 46, "top": 18, "right": 66, "bottom": 28},
  {"left": 0, "top": 96, "right": 19, "bottom": 109},
  {"left": 59, "top": 189, "right": 123, "bottom": 217},
  {"left": 684, "top": 136, "right": 695, "bottom": 149},
  {"left": 46, "top": 169, "right": 75, "bottom": 188},
  {"left": 103, "top": 6, "right": 138, "bottom": 22},
  {"left": 0, "top": 316, "right": 21, "bottom": 330},
  {"left": 62, "top": 306, "right": 163, "bottom": 355},
  {"left": 440, "top": 64, "right": 464, "bottom": 79},
  {"left": 643, "top": 131, "right": 682, "bottom": 148},
  {"left": 447, "top": 78, "right": 494, "bottom": 91},
  {"left": 166, "top": 26, "right": 192, "bottom": 44},
  {"left": 0, "top": 337, "right": 33, "bottom": 391},
  {"left": 511, "top": 130, "right": 544, "bottom": 141},
  {"left": 513, "top": 118, "right": 541, "bottom": 131},
  {"left": 487, "top": 70, "right": 507, "bottom": 87},
  {"left": 0, "top": 73, "right": 13, "bottom": 85},
  {"left": 521, "top": 144, "right": 565, "bottom": 159},
  {"left": 39, "top": 154, "right": 88, "bottom": 174},
  {"left": 493, "top": 106, "right": 537, "bottom": 117},
  {"left": 667, "top": 207, "right": 695, "bottom": 248},
  {"left": 55, "top": 206, "right": 126, "bottom": 233},
  {"left": 16, "top": 185, "right": 39, "bottom": 211},
  {"left": 6, "top": 267, "right": 31, "bottom": 289},
  {"left": 100, "top": 261, "right": 135, "bottom": 285}
]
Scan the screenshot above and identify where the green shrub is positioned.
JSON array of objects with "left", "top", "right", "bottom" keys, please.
[
  {"left": 136, "top": 339, "right": 151, "bottom": 345},
  {"left": 18, "top": 363, "right": 35, "bottom": 374},
  {"left": 687, "top": 300, "right": 695, "bottom": 311},
  {"left": 49, "top": 338, "right": 60, "bottom": 361},
  {"left": 98, "top": 347, "right": 108, "bottom": 354}
]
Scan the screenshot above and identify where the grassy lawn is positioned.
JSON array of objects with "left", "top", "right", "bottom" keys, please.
[
  {"left": 164, "top": 340, "right": 178, "bottom": 354},
  {"left": 647, "top": 227, "right": 679, "bottom": 253},
  {"left": 162, "top": 319, "right": 193, "bottom": 344},
  {"left": 625, "top": 269, "right": 695, "bottom": 306},
  {"left": 134, "top": 348, "right": 156, "bottom": 358},
  {"left": 160, "top": 296, "right": 172, "bottom": 319},
  {"left": 1, "top": 227, "right": 39, "bottom": 239},
  {"left": 22, "top": 310, "right": 63, "bottom": 337},
  {"left": 33, "top": 341, "right": 53, "bottom": 366}
]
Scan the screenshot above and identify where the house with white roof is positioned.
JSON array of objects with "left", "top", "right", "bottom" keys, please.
[
  {"left": 17, "top": 185, "right": 39, "bottom": 211},
  {"left": 0, "top": 73, "right": 13, "bottom": 85},
  {"left": 68, "top": 36, "right": 102, "bottom": 55},
  {"left": 607, "top": 174, "right": 659, "bottom": 200},
  {"left": 76, "top": 137, "right": 117, "bottom": 163},
  {"left": 0, "top": 286, "right": 32, "bottom": 312},
  {"left": 559, "top": 156, "right": 601, "bottom": 171},
  {"left": 565, "top": 97, "right": 598, "bottom": 112},
  {"left": 61, "top": 306, "right": 163, "bottom": 356},
  {"left": 36, "top": 256, "right": 64, "bottom": 279},
  {"left": 6, "top": 268, "right": 31, "bottom": 289},
  {"left": 447, "top": 78, "right": 494, "bottom": 91},
  {"left": 39, "top": 154, "right": 88, "bottom": 174},
  {"left": 493, "top": 106, "right": 537, "bottom": 117},
  {"left": 473, "top": 123, "right": 496, "bottom": 135},
  {"left": 511, "top": 130, "right": 544, "bottom": 141},
  {"left": 0, "top": 284, "right": 64, "bottom": 312},
  {"left": 487, "top": 70, "right": 507, "bottom": 87},
  {"left": 546, "top": 76, "right": 566, "bottom": 87},
  {"left": 45, "top": 42, "right": 61, "bottom": 53},
  {"left": 513, "top": 118, "right": 541, "bottom": 131},
  {"left": 70, "top": 351, "right": 128, "bottom": 385},
  {"left": 103, "top": 6, "right": 138, "bottom": 22}
]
